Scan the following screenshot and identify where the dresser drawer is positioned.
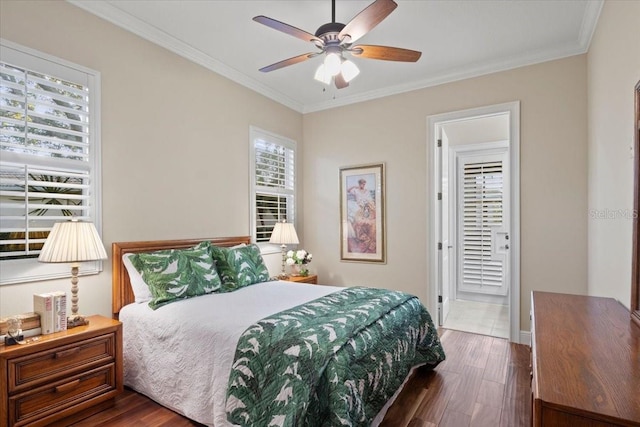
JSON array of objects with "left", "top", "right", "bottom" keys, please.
[
  {"left": 8, "top": 363, "right": 117, "bottom": 427},
  {"left": 8, "top": 333, "right": 116, "bottom": 393}
]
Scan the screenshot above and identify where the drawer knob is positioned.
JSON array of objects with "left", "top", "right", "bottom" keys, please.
[
  {"left": 55, "top": 379, "right": 81, "bottom": 393},
  {"left": 55, "top": 347, "right": 80, "bottom": 359}
]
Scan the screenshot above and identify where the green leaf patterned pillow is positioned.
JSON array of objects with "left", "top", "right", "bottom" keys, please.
[
  {"left": 210, "top": 243, "right": 271, "bottom": 289},
  {"left": 130, "top": 241, "right": 222, "bottom": 310}
]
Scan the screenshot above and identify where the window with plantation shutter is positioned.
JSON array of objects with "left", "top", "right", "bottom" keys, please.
[
  {"left": 458, "top": 158, "right": 505, "bottom": 294},
  {"left": 250, "top": 126, "right": 296, "bottom": 243},
  {"left": 0, "top": 40, "right": 101, "bottom": 285}
]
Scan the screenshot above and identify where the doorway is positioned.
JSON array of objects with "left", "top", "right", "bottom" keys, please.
[
  {"left": 427, "top": 102, "right": 521, "bottom": 342},
  {"left": 453, "top": 142, "right": 510, "bottom": 306}
]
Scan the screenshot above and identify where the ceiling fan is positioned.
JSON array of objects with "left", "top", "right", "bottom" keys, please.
[{"left": 253, "top": 0, "right": 422, "bottom": 89}]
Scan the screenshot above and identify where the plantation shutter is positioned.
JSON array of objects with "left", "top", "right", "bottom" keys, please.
[
  {"left": 0, "top": 59, "right": 93, "bottom": 260},
  {"left": 461, "top": 160, "right": 504, "bottom": 290},
  {"left": 253, "top": 134, "right": 295, "bottom": 242}
]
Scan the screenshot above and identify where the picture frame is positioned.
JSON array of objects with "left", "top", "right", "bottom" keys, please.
[{"left": 339, "top": 163, "right": 386, "bottom": 263}]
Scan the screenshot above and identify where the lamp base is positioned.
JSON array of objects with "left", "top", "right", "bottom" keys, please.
[
  {"left": 277, "top": 273, "right": 290, "bottom": 280},
  {"left": 67, "top": 314, "right": 90, "bottom": 328}
]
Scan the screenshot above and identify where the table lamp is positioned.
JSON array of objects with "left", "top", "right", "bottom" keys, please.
[
  {"left": 38, "top": 219, "right": 108, "bottom": 327},
  {"left": 269, "top": 220, "right": 299, "bottom": 279}
]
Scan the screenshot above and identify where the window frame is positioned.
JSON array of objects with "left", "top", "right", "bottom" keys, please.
[
  {"left": 249, "top": 126, "right": 297, "bottom": 251},
  {"left": 0, "top": 39, "right": 102, "bottom": 285}
]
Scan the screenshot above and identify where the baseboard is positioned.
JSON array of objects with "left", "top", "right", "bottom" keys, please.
[{"left": 520, "top": 330, "right": 531, "bottom": 346}]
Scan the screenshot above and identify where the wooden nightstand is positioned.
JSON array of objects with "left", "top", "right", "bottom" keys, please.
[
  {"left": 0, "top": 315, "right": 123, "bottom": 427},
  {"left": 285, "top": 274, "right": 318, "bottom": 284}
]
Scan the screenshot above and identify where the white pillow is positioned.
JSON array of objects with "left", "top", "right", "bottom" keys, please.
[{"left": 122, "top": 253, "right": 153, "bottom": 303}]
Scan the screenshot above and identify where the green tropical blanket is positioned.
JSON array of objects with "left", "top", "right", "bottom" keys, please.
[{"left": 225, "top": 287, "right": 445, "bottom": 426}]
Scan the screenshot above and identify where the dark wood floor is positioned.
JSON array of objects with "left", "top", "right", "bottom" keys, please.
[
  {"left": 71, "top": 329, "right": 531, "bottom": 427},
  {"left": 382, "top": 329, "right": 531, "bottom": 427}
]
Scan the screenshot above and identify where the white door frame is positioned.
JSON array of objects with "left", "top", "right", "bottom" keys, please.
[
  {"left": 426, "top": 101, "right": 521, "bottom": 343},
  {"left": 436, "top": 128, "right": 452, "bottom": 325}
]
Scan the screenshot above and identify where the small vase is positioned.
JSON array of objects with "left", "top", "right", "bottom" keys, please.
[{"left": 291, "top": 264, "right": 309, "bottom": 277}]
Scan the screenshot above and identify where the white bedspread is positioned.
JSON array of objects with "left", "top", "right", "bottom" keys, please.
[{"left": 120, "top": 280, "right": 341, "bottom": 426}]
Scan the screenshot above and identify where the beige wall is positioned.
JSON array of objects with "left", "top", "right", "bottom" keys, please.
[
  {"left": 303, "top": 55, "right": 589, "bottom": 332},
  {"left": 0, "top": 0, "right": 303, "bottom": 317},
  {"left": 0, "top": 1, "right": 595, "bottom": 336},
  {"left": 587, "top": 0, "right": 640, "bottom": 308}
]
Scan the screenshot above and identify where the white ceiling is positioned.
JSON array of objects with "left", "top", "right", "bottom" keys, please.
[{"left": 69, "top": 0, "right": 603, "bottom": 113}]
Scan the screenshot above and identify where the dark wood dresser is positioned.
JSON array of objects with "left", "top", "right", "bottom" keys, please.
[{"left": 531, "top": 291, "right": 640, "bottom": 426}]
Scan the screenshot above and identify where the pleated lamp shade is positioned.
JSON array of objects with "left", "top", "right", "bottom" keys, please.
[
  {"left": 269, "top": 221, "right": 299, "bottom": 279},
  {"left": 269, "top": 222, "right": 299, "bottom": 245},
  {"left": 39, "top": 220, "right": 107, "bottom": 263}
]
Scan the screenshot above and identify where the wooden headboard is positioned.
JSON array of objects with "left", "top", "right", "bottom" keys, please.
[{"left": 112, "top": 236, "right": 251, "bottom": 319}]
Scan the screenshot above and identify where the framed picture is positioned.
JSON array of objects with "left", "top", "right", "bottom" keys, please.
[{"left": 340, "top": 163, "right": 386, "bottom": 263}]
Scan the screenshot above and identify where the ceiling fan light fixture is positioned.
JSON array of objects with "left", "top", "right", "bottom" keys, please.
[
  {"left": 314, "top": 64, "right": 332, "bottom": 85},
  {"left": 255, "top": 0, "right": 420, "bottom": 90},
  {"left": 324, "top": 53, "right": 342, "bottom": 76},
  {"left": 341, "top": 59, "right": 360, "bottom": 83}
]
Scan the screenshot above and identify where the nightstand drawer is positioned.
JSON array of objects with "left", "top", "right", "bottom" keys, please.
[
  {"left": 285, "top": 274, "right": 318, "bottom": 284},
  {"left": 9, "top": 363, "right": 117, "bottom": 427},
  {"left": 8, "top": 333, "right": 116, "bottom": 393}
]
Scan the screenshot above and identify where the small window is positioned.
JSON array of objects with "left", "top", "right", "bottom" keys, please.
[
  {"left": 249, "top": 126, "right": 296, "bottom": 243},
  {"left": 0, "top": 40, "right": 101, "bottom": 285}
]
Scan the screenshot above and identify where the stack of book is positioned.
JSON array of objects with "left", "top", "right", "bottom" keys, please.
[
  {"left": 33, "top": 291, "right": 67, "bottom": 335},
  {"left": 0, "top": 312, "right": 42, "bottom": 342}
]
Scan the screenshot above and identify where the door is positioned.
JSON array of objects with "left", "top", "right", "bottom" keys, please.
[
  {"left": 456, "top": 149, "right": 510, "bottom": 301},
  {"left": 437, "top": 131, "right": 451, "bottom": 324}
]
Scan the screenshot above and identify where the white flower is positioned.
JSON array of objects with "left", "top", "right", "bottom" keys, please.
[{"left": 285, "top": 248, "right": 313, "bottom": 265}]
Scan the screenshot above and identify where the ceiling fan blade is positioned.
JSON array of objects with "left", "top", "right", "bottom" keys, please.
[
  {"left": 351, "top": 45, "right": 421, "bottom": 62},
  {"left": 338, "top": 0, "right": 398, "bottom": 44},
  {"left": 254, "top": 15, "right": 322, "bottom": 45},
  {"left": 335, "top": 73, "right": 349, "bottom": 89},
  {"left": 259, "top": 53, "right": 317, "bottom": 73}
]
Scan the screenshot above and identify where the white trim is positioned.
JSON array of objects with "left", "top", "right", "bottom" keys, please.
[
  {"left": 520, "top": 331, "right": 531, "bottom": 346},
  {"left": 0, "top": 38, "right": 99, "bottom": 81},
  {"left": 0, "top": 39, "right": 104, "bottom": 286},
  {"left": 304, "top": 47, "right": 583, "bottom": 114},
  {"left": 66, "top": 0, "right": 303, "bottom": 113},
  {"left": 248, "top": 126, "right": 298, "bottom": 244},
  {"left": 66, "top": 1, "right": 602, "bottom": 115},
  {"left": 578, "top": 0, "right": 604, "bottom": 52},
  {"left": 427, "top": 101, "right": 521, "bottom": 342}
]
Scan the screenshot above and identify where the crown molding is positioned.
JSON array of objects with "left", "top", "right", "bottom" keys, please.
[
  {"left": 303, "top": 0, "right": 603, "bottom": 113},
  {"left": 67, "top": 0, "right": 603, "bottom": 115},
  {"left": 578, "top": 0, "right": 604, "bottom": 52},
  {"left": 303, "top": 41, "right": 586, "bottom": 113},
  {"left": 66, "top": 0, "right": 304, "bottom": 113}
]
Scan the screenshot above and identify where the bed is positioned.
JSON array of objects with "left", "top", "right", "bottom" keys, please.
[{"left": 112, "top": 236, "right": 445, "bottom": 426}]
